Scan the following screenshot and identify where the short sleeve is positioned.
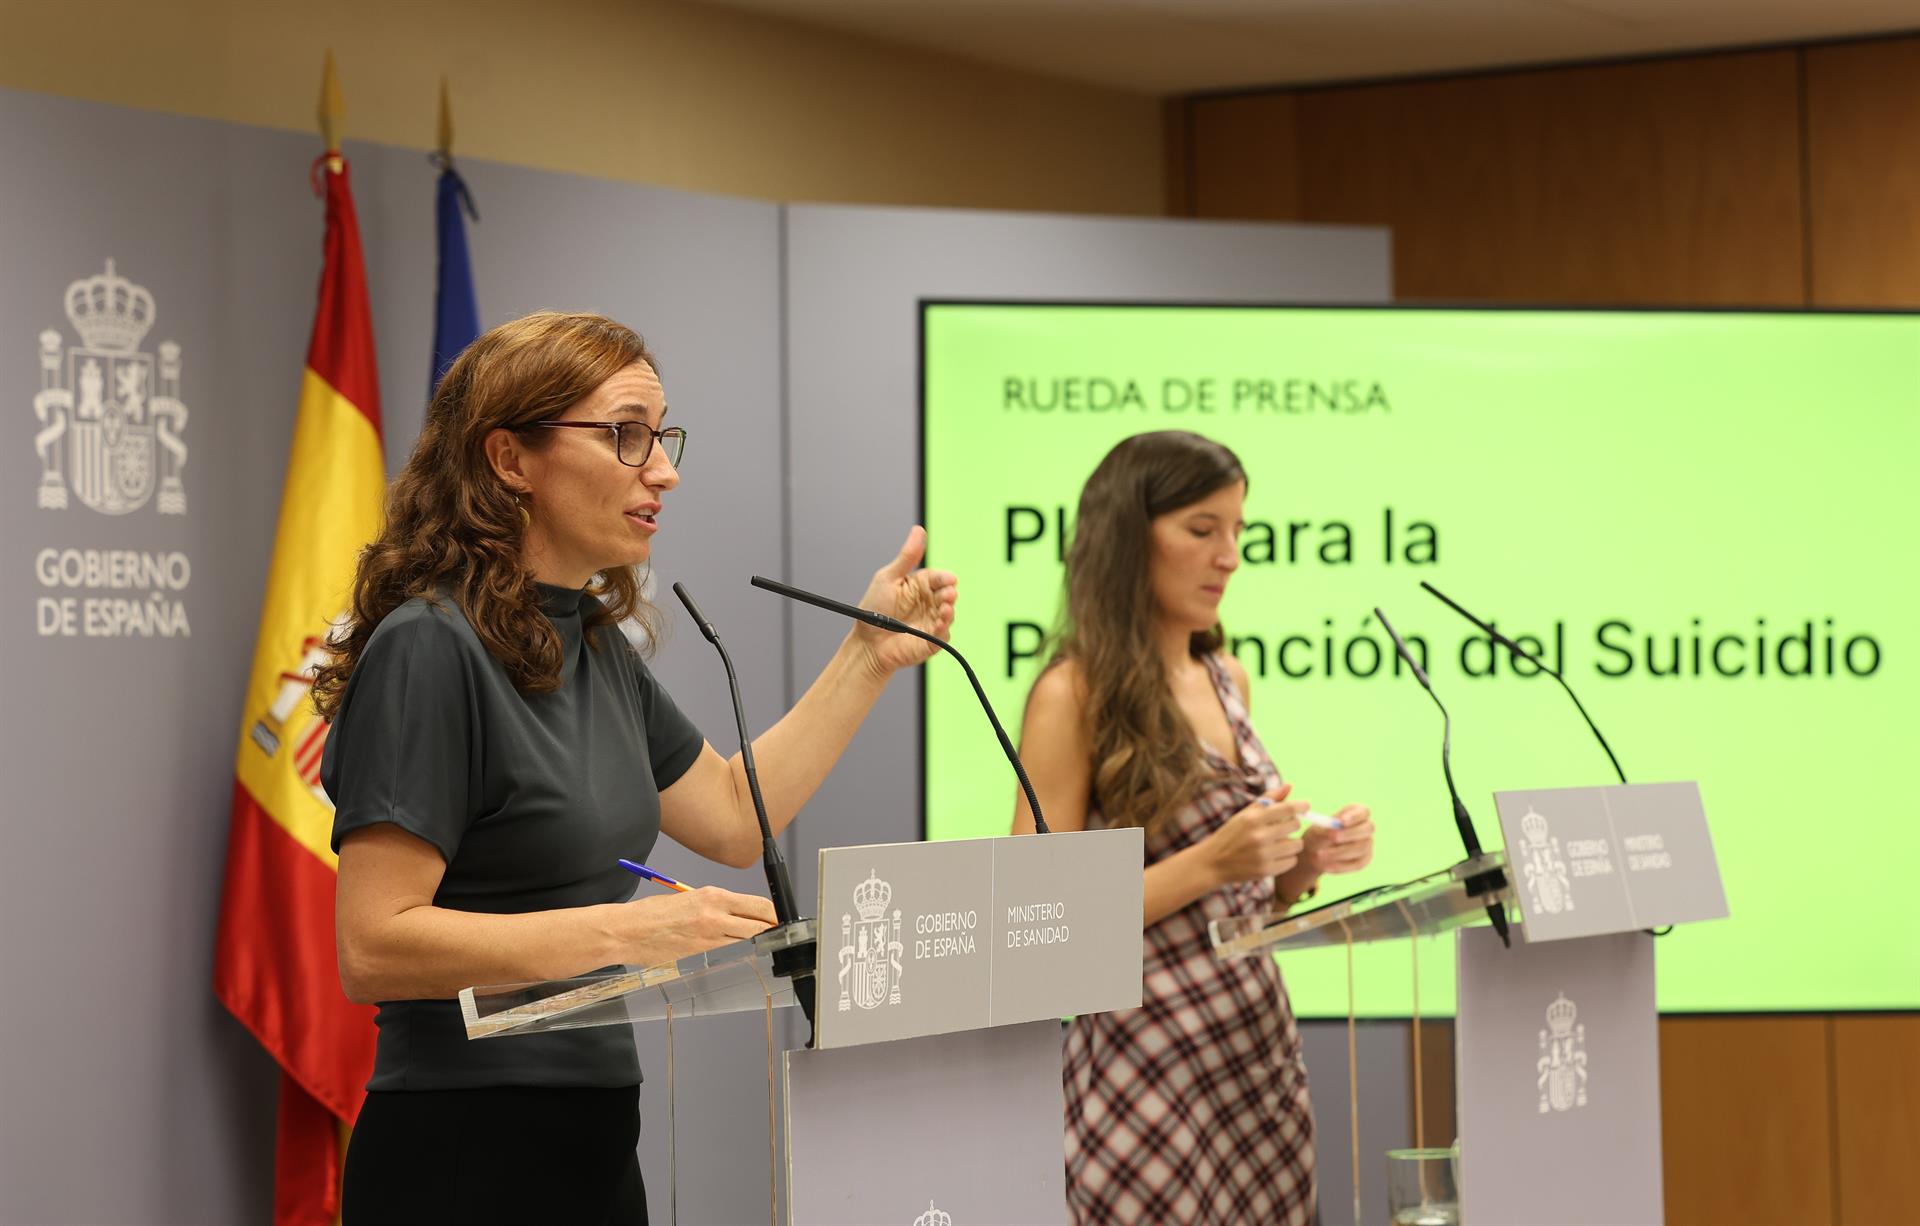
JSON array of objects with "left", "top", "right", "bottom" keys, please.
[
  {"left": 322, "top": 606, "right": 477, "bottom": 862},
  {"left": 625, "top": 643, "right": 704, "bottom": 790}
]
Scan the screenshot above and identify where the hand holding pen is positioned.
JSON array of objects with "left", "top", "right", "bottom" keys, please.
[
  {"left": 614, "top": 859, "right": 777, "bottom": 959},
  {"left": 619, "top": 859, "right": 693, "bottom": 893},
  {"left": 606, "top": 851, "right": 771, "bottom": 959}
]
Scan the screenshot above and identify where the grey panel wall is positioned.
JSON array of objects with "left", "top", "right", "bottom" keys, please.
[
  {"left": 4, "top": 89, "right": 314, "bottom": 1226},
  {"left": 0, "top": 88, "right": 783, "bottom": 1226},
  {"left": 1300, "top": 1018, "right": 1423, "bottom": 1226},
  {"left": 781, "top": 204, "right": 1398, "bottom": 1226}
]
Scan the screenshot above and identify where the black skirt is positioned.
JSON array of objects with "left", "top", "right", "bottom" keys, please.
[{"left": 343, "top": 1084, "right": 647, "bottom": 1225}]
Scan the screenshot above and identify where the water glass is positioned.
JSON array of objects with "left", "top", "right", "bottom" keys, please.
[{"left": 1385, "top": 1147, "right": 1459, "bottom": 1225}]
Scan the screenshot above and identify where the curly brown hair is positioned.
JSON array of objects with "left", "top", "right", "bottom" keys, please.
[
  {"left": 312, "top": 312, "right": 663, "bottom": 717},
  {"left": 1045, "top": 431, "right": 1246, "bottom": 837}
]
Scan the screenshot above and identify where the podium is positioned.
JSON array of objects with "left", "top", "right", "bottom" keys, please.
[
  {"left": 1211, "top": 782, "right": 1727, "bottom": 1226},
  {"left": 460, "top": 826, "right": 1145, "bottom": 1225}
]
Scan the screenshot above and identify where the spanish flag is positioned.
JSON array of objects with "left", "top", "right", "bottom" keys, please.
[{"left": 213, "top": 132, "right": 384, "bottom": 1225}]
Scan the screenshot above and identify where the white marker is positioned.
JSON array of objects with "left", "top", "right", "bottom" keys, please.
[{"left": 1255, "top": 795, "right": 1342, "bottom": 829}]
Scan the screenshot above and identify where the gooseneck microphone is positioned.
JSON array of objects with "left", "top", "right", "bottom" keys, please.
[
  {"left": 1418, "top": 581, "right": 1627, "bottom": 785},
  {"left": 749, "top": 574, "right": 1052, "bottom": 836},
  {"left": 671, "top": 582, "right": 817, "bottom": 1031},
  {"left": 1375, "top": 606, "right": 1511, "bottom": 947}
]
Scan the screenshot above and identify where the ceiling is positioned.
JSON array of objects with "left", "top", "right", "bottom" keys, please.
[{"left": 689, "top": 0, "right": 1917, "bottom": 94}]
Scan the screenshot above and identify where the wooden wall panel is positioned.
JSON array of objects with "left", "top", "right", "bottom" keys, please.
[
  {"left": 1833, "top": 1015, "right": 1920, "bottom": 1222},
  {"left": 1182, "top": 36, "right": 1917, "bottom": 1226},
  {"left": 1286, "top": 52, "right": 1807, "bottom": 304},
  {"left": 1660, "top": 1017, "right": 1836, "bottom": 1226},
  {"left": 1164, "top": 97, "right": 1196, "bottom": 217},
  {"left": 1405, "top": 1016, "right": 1856, "bottom": 1221},
  {"left": 1410, "top": 1018, "right": 1455, "bottom": 1149},
  {"left": 1189, "top": 92, "right": 1303, "bottom": 222},
  {"left": 1806, "top": 39, "right": 1920, "bottom": 307}
]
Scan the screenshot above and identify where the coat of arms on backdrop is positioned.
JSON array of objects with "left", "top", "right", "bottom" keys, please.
[{"left": 32, "top": 259, "right": 189, "bottom": 516}]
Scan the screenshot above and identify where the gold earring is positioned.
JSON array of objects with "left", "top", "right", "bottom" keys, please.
[{"left": 516, "top": 493, "right": 531, "bottom": 527}]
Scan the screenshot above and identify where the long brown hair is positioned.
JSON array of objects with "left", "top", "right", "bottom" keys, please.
[
  {"left": 1046, "top": 431, "right": 1247, "bottom": 835},
  {"left": 312, "top": 311, "right": 662, "bottom": 717}
]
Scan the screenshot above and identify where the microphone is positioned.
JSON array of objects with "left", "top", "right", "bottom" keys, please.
[
  {"left": 750, "top": 574, "right": 1052, "bottom": 836},
  {"left": 671, "top": 582, "right": 817, "bottom": 1032},
  {"left": 1375, "top": 606, "right": 1511, "bottom": 947},
  {"left": 1418, "top": 581, "right": 1627, "bottom": 784}
]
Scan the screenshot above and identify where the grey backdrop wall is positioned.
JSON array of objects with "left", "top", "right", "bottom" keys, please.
[
  {"left": 5, "top": 84, "right": 1403, "bottom": 1225},
  {"left": 1, "top": 86, "right": 784, "bottom": 1226}
]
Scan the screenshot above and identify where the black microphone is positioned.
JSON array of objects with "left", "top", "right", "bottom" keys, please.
[
  {"left": 671, "top": 582, "right": 817, "bottom": 1032},
  {"left": 1419, "top": 581, "right": 1627, "bottom": 785},
  {"left": 1375, "top": 606, "right": 1511, "bottom": 948},
  {"left": 750, "top": 574, "right": 1052, "bottom": 836}
]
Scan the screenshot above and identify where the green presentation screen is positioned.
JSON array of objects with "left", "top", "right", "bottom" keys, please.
[{"left": 921, "top": 303, "right": 1918, "bottom": 1017}]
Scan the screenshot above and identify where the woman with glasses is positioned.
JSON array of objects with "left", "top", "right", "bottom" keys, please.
[
  {"left": 313, "top": 312, "right": 956, "bottom": 1224},
  {"left": 1011, "top": 431, "right": 1377, "bottom": 1226}
]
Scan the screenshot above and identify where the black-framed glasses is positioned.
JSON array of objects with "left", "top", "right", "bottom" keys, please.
[{"left": 513, "top": 420, "right": 687, "bottom": 468}]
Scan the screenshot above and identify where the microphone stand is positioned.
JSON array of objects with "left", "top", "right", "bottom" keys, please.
[
  {"left": 1375, "top": 606, "right": 1511, "bottom": 947},
  {"left": 1418, "top": 581, "right": 1628, "bottom": 784},
  {"left": 1417, "top": 581, "right": 1668, "bottom": 937},
  {"left": 672, "top": 583, "right": 817, "bottom": 1037},
  {"left": 750, "top": 574, "right": 1051, "bottom": 835}
]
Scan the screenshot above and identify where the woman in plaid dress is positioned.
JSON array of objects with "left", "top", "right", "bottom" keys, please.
[{"left": 1013, "top": 432, "right": 1377, "bottom": 1225}]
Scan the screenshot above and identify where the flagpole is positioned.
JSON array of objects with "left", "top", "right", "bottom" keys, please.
[
  {"left": 319, "top": 50, "right": 345, "bottom": 170},
  {"left": 438, "top": 74, "right": 454, "bottom": 161},
  {"left": 431, "top": 76, "right": 482, "bottom": 394}
]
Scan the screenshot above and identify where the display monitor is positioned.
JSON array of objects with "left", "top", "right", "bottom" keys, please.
[{"left": 921, "top": 302, "right": 1917, "bottom": 1015}]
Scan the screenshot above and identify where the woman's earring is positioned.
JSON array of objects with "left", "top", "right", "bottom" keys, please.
[{"left": 516, "top": 493, "right": 531, "bottom": 528}]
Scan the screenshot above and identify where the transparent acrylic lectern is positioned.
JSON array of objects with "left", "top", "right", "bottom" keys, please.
[
  {"left": 457, "top": 919, "right": 818, "bottom": 1226},
  {"left": 1215, "top": 820, "right": 1701, "bottom": 1226},
  {"left": 1211, "top": 851, "right": 1513, "bottom": 961},
  {"left": 456, "top": 826, "right": 1148, "bottom": 1225},
  {"left": 1210, "top": 853, "right": 1513, "bottom": 1226}
]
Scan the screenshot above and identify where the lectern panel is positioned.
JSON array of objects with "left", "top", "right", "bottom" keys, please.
[
  {"left": 815, "top": 828, "right": 1144, "bottom": 1049},
  {"left": 785, "top": 1020, "right": 1067, "bottom": 1226},
  {"left": 1456, "top": 926, "right": 1661, "bottom": 1226},
  {"left": 1494, "top": 782, "right": 1727, "bottom": 942}
]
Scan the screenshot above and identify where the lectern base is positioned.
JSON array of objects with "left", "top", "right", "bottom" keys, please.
[
  {"left": 785, "top": 1019, "right": 1067, "bottom": 1226},
  {"left": 1457, "top": 925, "right": 1662, "bottom": 1225}
]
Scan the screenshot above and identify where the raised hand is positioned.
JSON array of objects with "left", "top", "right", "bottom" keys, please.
[{"left": 849, "top": 525, "right": 959, "bottom": 675}]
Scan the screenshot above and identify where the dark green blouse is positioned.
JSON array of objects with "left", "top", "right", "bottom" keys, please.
[{"left": 322, "top": 583, "right": 704, "bottom": 1091}]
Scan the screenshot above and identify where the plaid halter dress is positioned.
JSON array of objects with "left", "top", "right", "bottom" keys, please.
[{"left": 1062, "top": 654, "right": 1316, "bottom": 1225}]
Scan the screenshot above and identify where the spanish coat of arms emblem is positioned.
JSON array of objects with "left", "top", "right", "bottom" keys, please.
[
  {"left": 32, "top": 260, "right": 188, "bottom": 516},
  {"left": 1518, "top": 808, "right": 1573, "bottom": 915},
  {"left": 837, "top": 869, "right": 904, "bottom": 1012},
  {"left": 248, "top": 626, "right": 345, "bottom": 807},
  {"left": 1537, "top": 992, "right": 1590, "bottom": 1113}
]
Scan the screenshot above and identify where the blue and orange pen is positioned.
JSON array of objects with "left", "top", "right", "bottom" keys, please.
[{"left": 618, "top": 860, "right": 694, "bottom": 893}]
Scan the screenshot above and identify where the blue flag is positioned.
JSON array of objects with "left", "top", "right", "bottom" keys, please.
[{"left": 431, "top": 164, "right": 479, "bottom": 394}]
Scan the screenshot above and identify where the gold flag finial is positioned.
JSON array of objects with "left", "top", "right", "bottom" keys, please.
[
  {"left": 318, "top": 50, "right": 345, "bottom": 152},
  {"left": 437, "top": 75, "right": 454, "bottom": 159}
]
